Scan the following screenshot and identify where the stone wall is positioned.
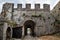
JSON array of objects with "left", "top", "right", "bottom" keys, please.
[
  {"left": 1, "top": 3, "right": 56, "bottom": 37},
  {"left": 0, "top": 24, "right": 3, "bottom": 40}
]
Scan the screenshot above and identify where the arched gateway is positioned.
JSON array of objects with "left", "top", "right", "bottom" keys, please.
[{"left": 24, "top": 20, "right": 36, "bottom": 36}]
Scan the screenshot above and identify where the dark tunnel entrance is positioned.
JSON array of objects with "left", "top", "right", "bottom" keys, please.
[
  {"left": 24, "top": 20, "right": 36, "bottom": 37},
  {"left": 12, "top": 27, "right": 22, "bottom": 38},
  {"left": 6, "top": 27, "right": 11, "bottom": 40}
]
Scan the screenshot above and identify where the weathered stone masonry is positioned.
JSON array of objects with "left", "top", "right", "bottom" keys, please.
[{"left": 1, "top": 3, "right": 56, "bottom": 39}]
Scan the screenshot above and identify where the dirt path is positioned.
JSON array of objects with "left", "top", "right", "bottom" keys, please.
[{"left": 39, "top": 36, "right": 60, "bottom": 40}]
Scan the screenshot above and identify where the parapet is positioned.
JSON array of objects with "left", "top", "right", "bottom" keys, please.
[
  {"left": 17, "top": 4, "right": 50, "bottom": 11},
  {"left": 26, "top": 4, "right": 31, "bottom": 9},
  {"left": 17, "top": 4, "right": 22, "bottom": 9},
  {"left": 35, "top": 4, "right": 40, "bottom": 9},
  {"left": 2, "top": 3, "right": 50, "bottom": 11},
  {"left": 43, "top": 4, "right": 50, "bottom": 12}
]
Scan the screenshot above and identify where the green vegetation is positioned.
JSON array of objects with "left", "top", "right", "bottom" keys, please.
[
  {"left": 32, "top": 14, "right": 42, "bottom": 17},
  {"left": 54, "top": 19, "right": 60, "bottom": 24},
  {"left": 0, "top": 21, "right": 4, "bottom": 25},
  {"left": 43, "top": 18, "right": 45, "bottom": 21},
  {"left": 23, "top": 13, "right": 25, "bottom": 16},
  {"left": 48, "top": 17, "right": 50, "bottom": 19},
  {"left": 6, "top": 20, "right": 17, "bottom": 27},
  {"left": 32, "top": 15, "right": 38, "bottom": 17}
]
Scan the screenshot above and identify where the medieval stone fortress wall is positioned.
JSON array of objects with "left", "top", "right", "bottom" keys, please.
[{"left": 0, "top": 1, "right": 60, "bottom": 40}]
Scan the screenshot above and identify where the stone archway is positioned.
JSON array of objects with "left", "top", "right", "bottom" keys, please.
[
  {"left": 6, "top": 27, "right": 11, "bottom": 40},
  {"left": 24, "top": 20, "right": 36, "bottom": 37}
]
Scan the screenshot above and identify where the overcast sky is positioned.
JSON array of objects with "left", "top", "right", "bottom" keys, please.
[{"left": 0, "top": 0, "right": 59, "bottom": 13}]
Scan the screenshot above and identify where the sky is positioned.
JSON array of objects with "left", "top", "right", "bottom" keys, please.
[{"left": 0, "top": 0, "right": 59, "bottom": 13}]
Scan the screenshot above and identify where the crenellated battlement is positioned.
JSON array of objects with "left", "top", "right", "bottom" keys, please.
[
  {"left": 26, "top": 4, "right": 31, "bottom": 9},
  {"left": 2, "top": 3, "right": 50, "bottom": 11},
  {"left": 35, "top": 4, "right": 40, "bottom": 9},
  {"left": 17, "top": 4, "right": 22, "bottom": 9}
]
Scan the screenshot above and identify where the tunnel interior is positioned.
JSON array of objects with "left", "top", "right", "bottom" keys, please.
[{"left": 24, "top": 20, "right": 36, "bottom": 37}]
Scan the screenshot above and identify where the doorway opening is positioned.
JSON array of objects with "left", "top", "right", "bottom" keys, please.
[
  {"left": 24, "top": 20, "right": 35, "bottom": 37},
  {"left": 6, "top": 27, "right": 11, "bottom": 40},
  {"left": 12, "top": 27, "right": 22, "bottom": 38}
]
